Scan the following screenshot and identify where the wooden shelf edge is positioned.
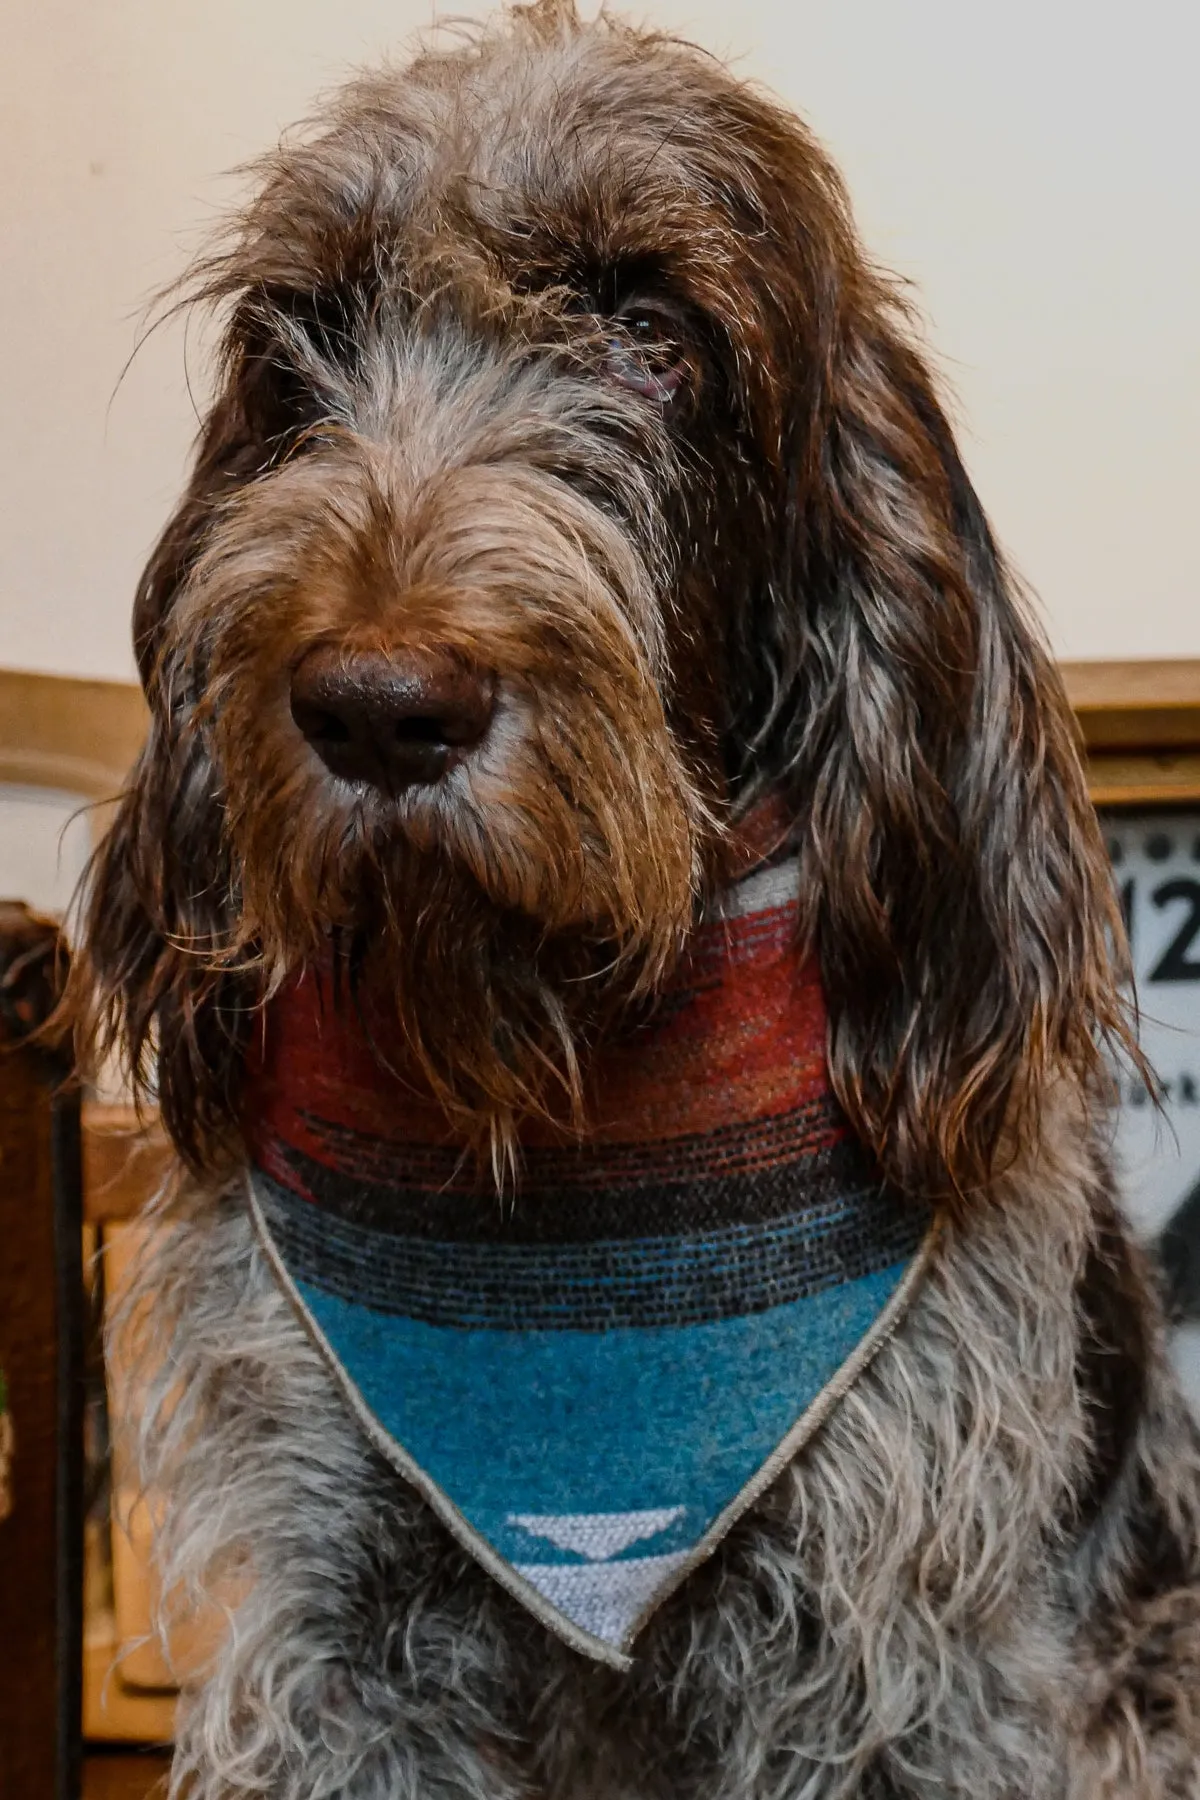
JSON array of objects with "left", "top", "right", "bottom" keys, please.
[
  {"left": 1061, "top": 659, "right": 1200, "bottom": 752},
  {"left": 84, "top": 1619, "right": 176, "bottom": 1747},
  {"left": 82, "top": 1102, "right": 172, "bottom": 1224},
  {"left": 1085, "top": 750, "right": 1200, "bottom": 808},
  {"left": 0, "top": 668, "right": 147, "bottom": 799}
]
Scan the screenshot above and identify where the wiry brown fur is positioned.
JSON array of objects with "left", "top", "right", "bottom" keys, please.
[{"left": 70, "top": 1, "right": 1200, "bottom": 1793}]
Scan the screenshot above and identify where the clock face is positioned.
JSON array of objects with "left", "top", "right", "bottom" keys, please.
[{"left": 1104, "top": 812, "right": 1200, "bottom": 1248}]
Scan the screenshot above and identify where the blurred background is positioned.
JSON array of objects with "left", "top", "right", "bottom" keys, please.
[{"left": 5, "top": 0, "right": 1199, "bottom": 679}]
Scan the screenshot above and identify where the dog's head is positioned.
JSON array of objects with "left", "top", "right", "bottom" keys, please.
[{"left": 74, "top": 0, "right": 1131, "bottom": 1192}]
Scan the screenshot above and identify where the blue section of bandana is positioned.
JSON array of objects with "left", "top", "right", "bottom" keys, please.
[
  {"left": 285, "top": 1250, "right": 911, "bottom": 1549},
  {"left": 254, "top": 1169, "right": 928, "bottom": 1657}
]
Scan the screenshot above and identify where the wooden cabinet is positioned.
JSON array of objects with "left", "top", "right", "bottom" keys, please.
[{"left": 0, "top": 904, "right": 83, "bottom": 1800}]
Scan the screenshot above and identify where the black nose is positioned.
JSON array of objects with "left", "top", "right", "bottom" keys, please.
[{"left": 290, "top": 645, "right": 495, "bottom": 790}]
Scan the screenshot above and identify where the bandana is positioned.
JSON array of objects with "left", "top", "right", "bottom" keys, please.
[{"left": 243, "top": 852, "right": 936, "bottom": 1668}]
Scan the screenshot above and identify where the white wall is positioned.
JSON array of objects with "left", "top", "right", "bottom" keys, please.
[{"left": 3, "top": 0, "right": 1196, "bottom": 681}]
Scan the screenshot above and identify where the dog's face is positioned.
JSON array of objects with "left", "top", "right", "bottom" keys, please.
[
  {"left": 77, "top": 0, "right": 1131, "bottom": 1191},
  {"left": 151, "top": 17, "right": 761, "bottom": 960}
]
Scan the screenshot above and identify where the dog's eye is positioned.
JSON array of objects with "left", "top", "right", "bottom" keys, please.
[
  {"left": 236, "top": 284, "right": 363, "bottom": 459},
  {"left": 280, "top": 287, "right": 360, "bottom": 368},
  {"left": 605, "top": 305, "right": 686, "bottom": 403}
]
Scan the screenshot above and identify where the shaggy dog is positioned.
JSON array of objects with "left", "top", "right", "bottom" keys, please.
[{"left": 71, "top": 2, "right": 1200, "bottom": 1794}]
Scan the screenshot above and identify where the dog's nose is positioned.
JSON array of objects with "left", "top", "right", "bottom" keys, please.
[{"left": 289, "top": 645, "right": 495, "bottom": 790}]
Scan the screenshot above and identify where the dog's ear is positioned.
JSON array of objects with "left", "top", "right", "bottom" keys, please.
[
  {"left": 68, "top": 355, "right": 270, "bottom": 1171},
  {"left": 132, "top": 292, "right": 315, "bottom": 678},
  {"left": 70, "top": 276, "right": 342, "bottom": 1163},
  {"left": 69, "top": 701, "right": 252, "bottom": 1173},
  {"left": 132, "top": 391, "right": 247, "bottom": 681},
  {"left": 748, "top": 266, "right": 1133, "bottom": 1202}
]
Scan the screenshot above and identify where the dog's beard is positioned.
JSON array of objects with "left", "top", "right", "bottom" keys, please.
[{"left": 160, "top": 441, "right": 714, "bottom": 1168}]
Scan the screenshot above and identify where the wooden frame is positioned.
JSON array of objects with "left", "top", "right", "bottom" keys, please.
[
  {"left": 82, "top": 1106, "right": 170, "bottom": 1228},
  {"left": 0, "top": 906, "right": 85, "bottom": 1800},
  {"left": 0, "top": 670, "right": 147, "bottom": 801},
  {"left": 1061, "top": 659, "right": 1200, "bottom": 807}
]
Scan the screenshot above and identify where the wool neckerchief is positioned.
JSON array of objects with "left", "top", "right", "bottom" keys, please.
[{"left": 243, "top": 839, "right": 937, "bottom": 1669}]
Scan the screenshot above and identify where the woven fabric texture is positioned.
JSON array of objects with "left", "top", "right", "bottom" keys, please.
[{"left": 245, "top": 855, "right": 933, "bottom": 1664}]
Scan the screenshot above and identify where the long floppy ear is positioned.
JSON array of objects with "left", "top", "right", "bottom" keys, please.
[
  {"left": 132, "top": 287, "right": 325, "bottom": 677},
  {"left": 69, "top": 267, "right": 359, "bottom": 1165},
  {"left": 757, "top": 277, "right": 1134, "bottom": 1201},
  {"left": 67, "top": 359, "right": 273, "bottom": 1172},
  {"left": 68, "top": 680, "right": 251, "bottom": 1173}
]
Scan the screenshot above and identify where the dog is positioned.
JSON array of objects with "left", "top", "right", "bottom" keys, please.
[{"left": 69, "top": 2, "right": 1200, "bottom": 1794}]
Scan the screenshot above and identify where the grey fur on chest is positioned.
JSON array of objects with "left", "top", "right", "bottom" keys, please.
[{"left": 112, "top": 1108, "right": 1200, "bottom": 1800}]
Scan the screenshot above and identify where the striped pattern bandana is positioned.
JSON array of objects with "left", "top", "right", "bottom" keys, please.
[{"left": 244, "top": 851, "right": 936, "bottom": 1668}]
